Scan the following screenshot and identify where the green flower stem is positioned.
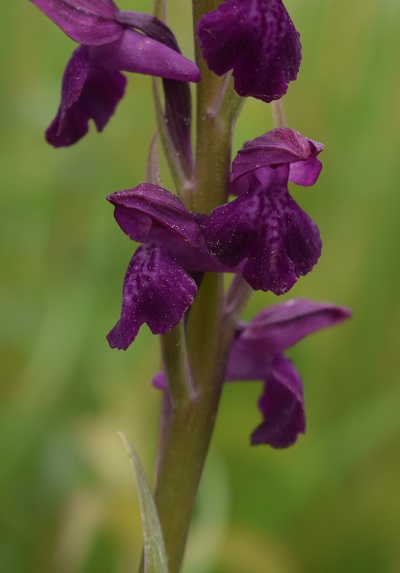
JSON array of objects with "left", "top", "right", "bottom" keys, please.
[
  {"left": 149, "top": 4, "right": 245, "bottom": 571},
  {"left": 153, "top": 273, "right": 225, "bottom": 573},
  {"left": 160, "top": 322, "right": 193, "bottom": 407},
  {"left": 190, "top": 2, "right": 240, "bottom": 214}
]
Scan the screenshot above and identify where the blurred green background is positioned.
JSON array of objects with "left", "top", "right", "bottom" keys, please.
[{"left": 1, "top": 0, "right": 400, "bottom": 571}]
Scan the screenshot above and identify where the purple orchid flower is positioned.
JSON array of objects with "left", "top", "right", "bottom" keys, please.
[
  {"left": 30, "top": 0, "right": 200, "bottom": 146},
  {"left": 197, "top": 0, "right": 301, "bottom": 102},
  {"left": 106, "top": 184, "right": 227, "bottom": 350},
  {"left": 154, "top": 299, "right": 351, "bottom": 448},
  {"left": 203, "top": 128, "right": 324, "bottom": 294}
]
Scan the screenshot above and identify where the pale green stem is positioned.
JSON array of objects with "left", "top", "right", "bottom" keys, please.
[
  {"left": 161, "top": 322, "right": 195, "bottom": 407},
  {"left": 149, "top": 2, "right": 246, "bottom": 572}
]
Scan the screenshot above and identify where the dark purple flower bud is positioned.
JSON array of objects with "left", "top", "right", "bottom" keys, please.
[
  {"left": 30, "top": 0, "right": 200, "bottom": 145},
  {"left": 107, "top": 185, "right": 226, "bottom": 349},
  {"left": 204, "top": 166, "right": 322, "bottom": 294},
  {"left": 223, "top": 299, "right": 351, "bottom": 447},
  {"left": 197, "top": 0, "right": 301, "bottom": 102}
]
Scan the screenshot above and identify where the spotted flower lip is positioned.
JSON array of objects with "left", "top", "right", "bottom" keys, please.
[
  {"left": 197, "top": 0, "right": 302, "bottom": 102},
  {"left": 30, "top": 0, "right": 200, "bottom": 146},
  {"left": 204, "top": 165, "right": 322, "bottom": 294},
  {"left": 106, "top": 185, "right": 228, "bottom": 350}
]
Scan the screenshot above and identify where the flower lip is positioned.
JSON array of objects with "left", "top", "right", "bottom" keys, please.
[
  {"left": 204, "top": 166, "right": 322, "bottom": 294},
  {"left": 107, "top": 243, "right": 197, "bottom": 350},
  {"left": 197, "top": 0, "right": 302, "bottom": 102},
  {"left": 250, "top": 354, "right": 305, "bottom": 448}
]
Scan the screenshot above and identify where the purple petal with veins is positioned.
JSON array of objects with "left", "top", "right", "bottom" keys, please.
[
  {"left": 198, "top": 0, "right": 301, "bottom": 102},
  {"left": 204, "top": 167, "right": 321, "bottom": 294},
  {"left": 107, "top": 243, "right": 197, "bottom": 350}
]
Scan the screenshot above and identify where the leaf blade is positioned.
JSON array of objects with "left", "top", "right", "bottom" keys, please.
[{"left": 118, "top": 432, "right": 169, "bottom": 573}]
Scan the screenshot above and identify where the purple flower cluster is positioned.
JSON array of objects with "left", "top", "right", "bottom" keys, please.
[
  {"left": 107, "top": 127, "right": 324, "bottom": 349},
  {"left": 31, "top": 0, "right": 350, "bottom": 448},
  {"left": 31, "top": 0, "right": 302, "bottom": 145}
]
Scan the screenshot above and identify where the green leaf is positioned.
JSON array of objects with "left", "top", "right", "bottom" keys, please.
[{"left": 118, "top": 432, "right": 169, "bottom": 573}]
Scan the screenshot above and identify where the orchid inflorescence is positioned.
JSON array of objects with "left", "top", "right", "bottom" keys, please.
[
  {"left": 30, "top": 0, "right": 350, "bottom": 445},
  {"left": 30, "top": 0, "right": 350, "bottom": 568}
]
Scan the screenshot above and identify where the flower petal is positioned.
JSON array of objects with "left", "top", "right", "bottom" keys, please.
[
  {"left": 90, "top": 29, "right": 201, "bottom": 82},
  {"left": 237, "top": 299, "right": 351, "bottom": 353},
  {"left": 107, "top": 185, "right": 203, "bottom": 246},
  {"left": 30, "top": 0, "right": 122, "bottom": 45},
  {"left": 251, "top": 354, "right": 305, "bottom": 448},
  {"left": 46, "top": 46, "right": 126, "bottom": 147},
  {"left": 204, "top": 167, "right": 321, "bottom": 294},
  {"left": 107, "top": 243, "right": 197, "bottom": 350},
  {"left": 116, "top": 11, "right": 180, "bottom": 52},
  {"left": 231, "top": 128, "right": 324, "bottom": 191},
  {"left": 198, "top": 0, "right": 301, "bottom": 102},
  {"left": 152, "top": 371, "right": 167, "bottom": 390},
  {"left": 225, "top": 299, "right": 350, "bottom": 379}
]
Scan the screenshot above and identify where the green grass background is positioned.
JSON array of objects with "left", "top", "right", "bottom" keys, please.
[{"left": 1, "top": 0, "right": 400, "bottom": 571}]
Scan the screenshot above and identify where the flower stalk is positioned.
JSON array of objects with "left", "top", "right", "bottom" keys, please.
[{"left": 151, "top": 4, "right": 242, "bottom": 567}]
